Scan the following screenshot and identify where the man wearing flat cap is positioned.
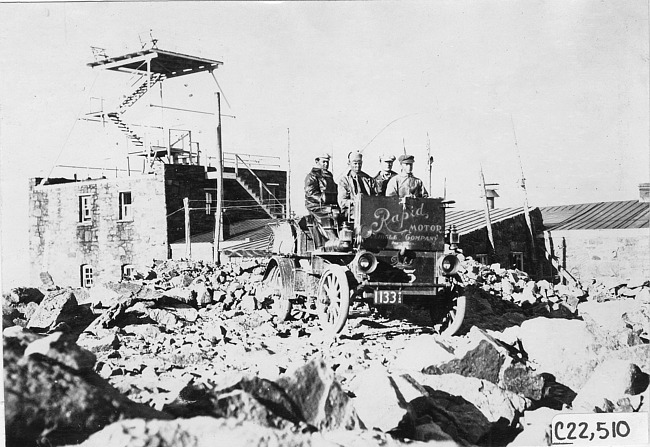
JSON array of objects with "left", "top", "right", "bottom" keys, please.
[
  {"left": 338, "top": 151, "right": 377, "bottom": 220},
  {"left": 386, "top": 154, "right": 429, "bottom": 199},
  {"left": 304, "top": 153, "right": 339, "bottom": 243},
  {"left": 374, "top": 153, "right": 398, "bottom": 196}
]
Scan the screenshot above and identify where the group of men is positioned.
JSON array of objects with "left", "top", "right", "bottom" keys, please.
[{"left": 304, "top": 150, "right": 428, "bottom": 245}]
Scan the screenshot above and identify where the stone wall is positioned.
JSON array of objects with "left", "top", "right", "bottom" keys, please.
[
  {"left": 544, "top": 228, "right": 650, "bottom": 282},
  {"left": 458, "top": 209, "right": 545, "bottom": 276},
  {"left": 29, "top": 173, "right": 168, "bottom": 287}
]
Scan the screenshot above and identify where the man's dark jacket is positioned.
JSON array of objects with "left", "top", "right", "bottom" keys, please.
[{"left": 304, "top": 167, "right": 338, "bottom": 213}]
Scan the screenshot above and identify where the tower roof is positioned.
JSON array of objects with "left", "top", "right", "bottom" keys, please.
[{"left": 88, "top": 48, "right": 223, "bottom": 78}]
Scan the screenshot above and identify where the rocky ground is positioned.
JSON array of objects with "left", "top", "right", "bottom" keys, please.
[{"left": 3, "top": 257, "right": 649, "bottom": 447}]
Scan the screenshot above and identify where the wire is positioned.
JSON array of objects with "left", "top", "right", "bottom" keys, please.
[
  {"left": 39, "top": 70, "right": 101, "bottom": 186},
  {"left": 357, "top": 113, "right": 423, "bottom": 154}
]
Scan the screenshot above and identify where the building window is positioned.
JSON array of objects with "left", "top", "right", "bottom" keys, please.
[
  {"left": 122, "top": 264, "right": 135, "bottom": 280},
  {"left": 79, "top": 195, "right": 92, "bottom": 223},
  {"left": 476, "top": 254, "right": 489, "bottom": 265},
  {"left": 510, "top": 252, "right": 524, "bottom": 271},
  {"left": 81, "top": 265, "right": 94, "bottom": 288},
  {"left": 205, "top": 192, "right": 212, "bottom": 215},
  {"left": 119, "top": 192, "right": 132, "bottom": 220}
]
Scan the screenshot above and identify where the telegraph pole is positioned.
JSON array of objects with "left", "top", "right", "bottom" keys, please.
[
  {"left": 479, "top": 165, "right": 495, "bottom": 251},
  {"left": 213, "top": 91, "right": 223, "bottom": 264},
  {"left": 426, "top": 132, "right": 433, "bottom": 194},
  {"left": 286, "top": 128, "right": 291, "bottom": 219},
  {"left": 511, "top": 115, "right": 536, "bottom": 261},
  {"left": 184, "top": 197, "right": 191, "bottom": 259}
]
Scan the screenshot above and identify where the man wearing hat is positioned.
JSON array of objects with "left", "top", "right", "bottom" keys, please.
[
  {"left": 304, "top": 153, "right": 339, "bottom": 243},
  {"left": 374, "top": 153, "right": 398, "bottom": 196},
  {"left": 385, "top": 154, "right": 429, "bottom": 198},
  {"left": 338, "top": 151, "right": 377, "bottom": 220}
]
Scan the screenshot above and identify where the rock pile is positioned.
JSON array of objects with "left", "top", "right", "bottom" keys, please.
[{"left": 2, "top": 258, "right": 649, "bottom": 447}]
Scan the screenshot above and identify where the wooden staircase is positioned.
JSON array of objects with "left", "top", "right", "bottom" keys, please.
[
  {"left": 118, "top": 73, "right": 166, "bottom": 112},
  {"left": 106, "top": 112, "right": 144, "bottom": 147},
  {"left": 235, "top": 172, "right": 285, "bottom": 219}
]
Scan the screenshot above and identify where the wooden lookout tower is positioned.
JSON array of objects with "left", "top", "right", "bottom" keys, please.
[{"left": 86, "top": 45, "right": 223, "bottom": 169}]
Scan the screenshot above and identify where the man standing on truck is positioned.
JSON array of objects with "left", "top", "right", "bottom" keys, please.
[
  {"left": 385, "top": 154, "right": 429, "bottom": 199},
  {"left": 304, "top": 153, "right": 339, "bottom": 244},
  {"left": 373, "top": 153, "right": 398, "bottom": 196},
  {"left": 338, "top": 151, "right": 377, "bottom": 220}
]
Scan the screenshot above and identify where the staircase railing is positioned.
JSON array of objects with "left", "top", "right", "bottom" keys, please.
[
  {"left": 234, "top": 154, "right": 285, "bottom": 217},
  {"left": 118, "top": 73, "right": 166, "bottom": 113}
]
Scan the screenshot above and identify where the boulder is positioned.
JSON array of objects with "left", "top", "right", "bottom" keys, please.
[
  {"left": 275, "top": 356, "right": 363, "bottom": 430},
  {"left": 163, "top": 286, "right": 194, "bottom": 304},
  {"left": 4, "top": 336, "right": 171, "bottom": 447},
  {"left": 422, "top": 340, "right": 505, "bottom": 384},
  {"left": 518, "top": 317, "right": 599, "bottom": 390},
  {"left": 64, "top": 417, "right": 344, "bottom": 447},
  {"left": 578, "top": 299, "right": 644, "bottom": 334},
  {"left": 87, "top": 282, "right": 163, "bottom": 308},
  {"left": 391, "top": 335, "right": 456, "bottom": 371},
  {"left": 77, "top": 331, "right": 120, "bottom": 353},
  {"left": 5, "top": 287, "right": 45, "bottom": 305},
  {"left": 501, "top": 363, "right": 546, "bottom": 401},
  {"left": 27, "top": 289, "right": 78, "bottom": 331},
  {"left": 39, "top": 271, "right": 56, "bottom": 289},
  {"left": 508, "top": 407, "right": 558, "bottom": 446},
  {"left": 18, "top": 301, "right": 40, "bottom": 320},
  {"left": 240, "top": 293, "right": 257, "bottom": 311},
  {"left": 144, "top": 308, "right": 178, "bottom": 329},
  {"left": 192, "top": 282, "right": 213, "bottom": 307},
  {"left": 635, "top": 287, "right": 650, "bottom": 303},
  {"left": 349, "top": 366, "right": 422, "bottom": 432},
  {"left": 211, "top": 389, "right": 302, "bottom": 429},
  {"left": 24, "top": 332, "right": 97, "bottom": 372},
  {"left": 409, "top": 372, "right": 529, "bottom": 423},
  {"left": 572, "top": 359, "right": 649, "bottom": 412},
  {"left": 392, "top": 389, "right": 518, "bottom": 446}
]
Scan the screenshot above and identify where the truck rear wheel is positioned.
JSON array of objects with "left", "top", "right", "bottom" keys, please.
[
  {"left": 265, "top": 264, "right": 291, "bottom": 322},
  {"left": 430, "top": 293, "right": 466, "bottom": 336}
]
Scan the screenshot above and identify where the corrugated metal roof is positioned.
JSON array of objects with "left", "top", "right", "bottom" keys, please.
[
  {"left": 170, "top": 218, "right": 275, "bottom": 246},
  {"left": 537, "top": 203, "right": 594, "bottom": 228},
  {"left": 541, "top": 200, "right": 649, "bottom": 231},
  {"left": 227, "top": 218, "right": 275, "bottom": 237},
  {"left": 446, "top": 207, "right": 529, "bottom": 236},
  {"left": 221, "top": 225, "right": 274, "bottom": 257}
]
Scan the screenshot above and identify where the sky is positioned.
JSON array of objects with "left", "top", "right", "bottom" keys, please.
[{"left": 1, "top": 1, "right": 649, "bottom": 290}]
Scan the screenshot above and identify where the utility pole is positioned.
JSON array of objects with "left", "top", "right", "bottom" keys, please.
[
  {"left": 479, "top": 165, "right": 495, "bottom": 251},
  {"left": 511, "top": 115, "right": 536, "bottom": 262},
  {"left": 184, "top": 197, "right": 191, "bottom": 259},
  {"left": 213, "top": 91, "right": 223, "bottom": 264},
  {"left": 286, "top": 128, "right": 291, "bottom": 219},
  {"left": 426, "top": 132, "right": 433, "bottom": 194}
]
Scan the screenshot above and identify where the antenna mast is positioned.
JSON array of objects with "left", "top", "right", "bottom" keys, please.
[
  {"left": 510, "top": 115, "right": 536, "bottom": 261},
  {"left": 479, "top": 165, "right": 495, "bottom": 251},
  {"left": 286, "top": 128, "right": 291, "bottom": 219},
  {"left": 426, "top": 132, "right": 433, "bottom": 194}
]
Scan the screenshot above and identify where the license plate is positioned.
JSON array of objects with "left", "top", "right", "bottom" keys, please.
[{"left": 373, "top": 290, "right": 403, "bottom": 305}]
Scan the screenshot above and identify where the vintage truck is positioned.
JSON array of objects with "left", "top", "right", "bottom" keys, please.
[{"left": 261, "top": 194, "right": 465, "bottom": 334}]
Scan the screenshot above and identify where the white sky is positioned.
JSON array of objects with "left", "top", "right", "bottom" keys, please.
[{"left": 1, "top": 1, "right": 649, "bottom": 289}]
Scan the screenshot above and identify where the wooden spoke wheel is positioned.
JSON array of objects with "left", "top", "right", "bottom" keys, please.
[
  {"left": 317, "top": 266, "right": 350, "bottom": 334},
  {"left": 265, "top": 264, "right": 291, "bottom": 322},
  {"left": 430, "top": 291, "right": 466, "bottom": 336}
]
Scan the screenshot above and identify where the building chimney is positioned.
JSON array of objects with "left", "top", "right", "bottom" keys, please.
[
  {"left": 485, "top": 189, "right": 499, "bottom": 209},
  {"left": 639, "top": 183, "right": 650, "bottom": 203}
]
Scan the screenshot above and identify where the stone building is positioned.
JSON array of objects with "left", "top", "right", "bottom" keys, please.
[
  {"left": 447, "top": 207, "right": 544, "bottom": 275},
  {"left": 29, "top": 161, "right": 286, "bottom": 288},
  {"left": 540, "top": 192, "right": 650, "bottom": 283}
]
